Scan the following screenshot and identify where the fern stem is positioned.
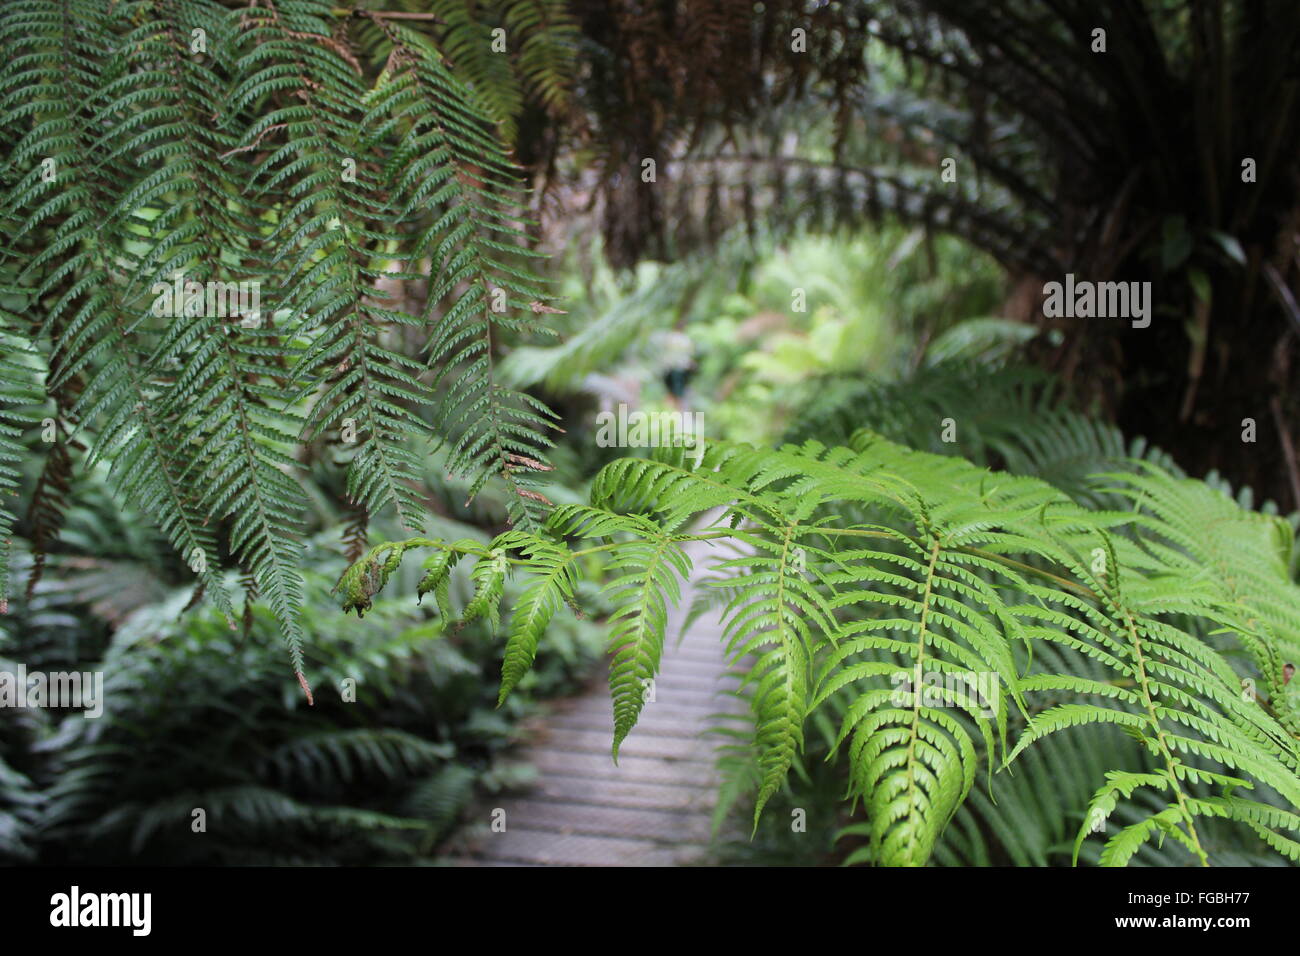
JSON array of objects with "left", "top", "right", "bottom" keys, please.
[
  {"left": 898, "top": 537, "right": 943, "bottom": 864},
  {"left": 1120, "top": 605, "right": 1211, "bottom": 866}
]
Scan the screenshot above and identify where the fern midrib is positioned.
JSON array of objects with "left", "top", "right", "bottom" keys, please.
[
  {"left": 1119, "top": 601, "right": 1210, "bottom": 866},
  {"left": 754, "top": 519, "right": 808, "bottom": 819},
  {"left": 899, "top": 536, "right": 943, "bottom": 862}
]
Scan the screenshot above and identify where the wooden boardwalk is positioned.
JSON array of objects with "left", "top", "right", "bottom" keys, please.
[{"left": 458, "top": 540, "right": 741, "bottom": 866}]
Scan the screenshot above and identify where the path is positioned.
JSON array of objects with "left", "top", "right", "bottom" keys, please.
[{"left": 460, "top": 539, "right": 741, "bottom": 866}]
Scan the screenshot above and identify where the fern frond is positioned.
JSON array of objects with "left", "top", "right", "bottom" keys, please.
[
  {"left": 0, "top": 0, "right": 237, "bottom": 621},
  {"left": 0, "top": 0, "right": 566, "bottom": 687},
  {"left": 377, "top": 20, "right": 559, "bottom": 526},
  {"left": 497, "top": 530, "right": 576, "bottom": 703},
  {"left": 340, "top": 429, "right": 1300, "bottom": 864},
  {"left": 0, "top": 328, "right": 41, "bottom": 613}
]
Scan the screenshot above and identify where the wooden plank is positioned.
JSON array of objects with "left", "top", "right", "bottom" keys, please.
[
  {"left": 556, "top": 696, "right": 738, "bottom": 720},
  {"left": 474, "top": 827, "right": 689, "bottom": 866},
  {"left": 546, "top": 711, "right": 727, "bottom": 738},
  {"left": 651, "top": 676, "right": 736, "bottom": 694},
  {"left": 530, "top": 773, "right": 713, "bottom": 811},
  {"left": 532, "top": 749, "right": 718, "bottom": 786},
  {"left": 496, "top": 798, "right": 713, "bottom": 843},
  {"left": 535, "top": 727, "right": 720, "bottom": 761}
]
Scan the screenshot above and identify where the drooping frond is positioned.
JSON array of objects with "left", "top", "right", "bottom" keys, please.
[
  {"left": 0, "top": 327, "right": 41, "bottom": 613},
  {"left": 0, "top": 0, "right": 238, "bottom": 621},
  {"left": 496, "top": 527, "right": 577, "bottom": 703},
  {"left": 237, "top": 2, "right": 435, "bottom": 532},
  {"left": 377, "top": 19, "right": 559, "bottom": 526},
  {"left": 545, "top": 506, "right": 692, "bottom": 758},
  {"left": 0, "top": 0, "right": 568, "bottom": 685}
]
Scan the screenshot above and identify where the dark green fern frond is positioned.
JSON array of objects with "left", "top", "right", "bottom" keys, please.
[
  {"left": 0, "top": 0, "right": 568, "bottom": 687},
  {"left": 0, "top": 0, "right": 237, "bottom": 621},
  {"left": 378, "top": 22, "right": 559, "bottom": 526},
  {"left": 0, "top": 328, "right": 41, "bottom": 613},
  {"left": 371, "top": 0, "right": 577, "bottom": 142},
  {"left": 238, "top": 2, "right": 435, "bottom": 531},
  {"left": 104, "top": 2, "right": 310, "bottom": 677}
]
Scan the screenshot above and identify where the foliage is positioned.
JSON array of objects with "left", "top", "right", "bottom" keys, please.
[
  {"left": 4, "top": 0, "right": 1298, "bottom": 872},
  {"left": 724, "top": 369, "right": 1299, "bottom": 866},
  {"left": 501, "top": 225, "right": 1006, "bottom": 452},
  {"left": 0, "top": 518, "right": 605, "bottom": 865},
  {"left": 344, "top": 432, "right": 1300, "bottom": 866},
  {"left": 0, "top": 0, "right": 580, "bottom": 689}
]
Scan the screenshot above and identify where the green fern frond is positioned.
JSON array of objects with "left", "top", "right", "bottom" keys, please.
[
  {"left": 378, "top": 20, "right": 559, "bottom": 526},
  {"left": 342, "top": 433, "right": 1300, "bottom": 865},
  {"left": 497, "top": 530, "right": 576, "bottom": 703},
  {"left": 0, "top": 0, "right": 237, "bottom": 621}
]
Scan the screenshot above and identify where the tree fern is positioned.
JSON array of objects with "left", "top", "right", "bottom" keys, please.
[
  {"left": 344, "top": 435, "right": 1300, "bottom": 866},
  {"left": 0, "top": 0, "right": 567, "bottom": 687}
]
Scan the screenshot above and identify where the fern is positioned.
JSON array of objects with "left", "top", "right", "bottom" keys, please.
[
  {"left": 497, "top": 529, "right": 576, "bottom": 703},
  {"left": 343, "top": 434, "right": 1300, "bottom": 866},
  {"left": 0, "top": 328, "right": 41, "bottom": 614},
  {"left": 0, "top": 0, "right": 568, "bottom": 687},
  {"left": 346, "top": 1, "right": 576, "bottom": 143}
]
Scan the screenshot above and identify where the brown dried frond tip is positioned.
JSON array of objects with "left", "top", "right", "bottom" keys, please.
[{"left": 506, "top": 452, "right": 554, "bottom": 472}]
